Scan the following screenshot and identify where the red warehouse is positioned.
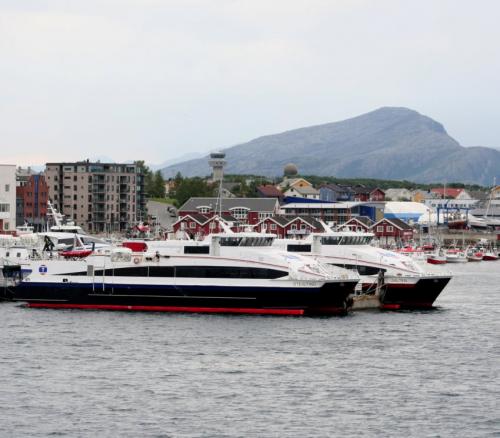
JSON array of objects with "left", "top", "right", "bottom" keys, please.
[{"left": 371, "top": 218, "right": 414, "bottom": 244}]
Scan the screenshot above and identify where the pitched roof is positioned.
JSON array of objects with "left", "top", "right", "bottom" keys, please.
[
  {"left": 257, "top": 185, "right": 283, "bottom": 198},
  {"left": 257, "top": 215, "right": 323, "bottom": 229},
  {"left": 430, "top": 188, "right": 464, "bottom": 199},
  {"left": 285, "top": 186, "right": 320, "bottom": 195},
  {"left": 220, "top": 213, "right": 238, "bottom": 222},
  {"left": 351, "top": 185, "right": 372, "bottom": 194},
  {"left": 372, "top": 217, "right": 413, "bottom": 230},
  {"left": 345, "top": 216, "right": 373, "bottom": 227},
  {"left": 277, "top": 177, "right": 311, "bottom": 189},
  {"left": 176, "top": 213, "right": 210, "bottom": 225},
  {"left": 322, "top": 183, "right": 354, "bottom": 193},
  {"left": 293, "top": 215, "right": 323, "bottom": 229},
  {"left": 179, "top": 197, "right": 279, "bottom": 212}
]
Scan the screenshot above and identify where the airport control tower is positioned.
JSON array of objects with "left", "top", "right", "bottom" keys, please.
[{"left": 208, "top": 151, "right": 226, "bottom": 183}]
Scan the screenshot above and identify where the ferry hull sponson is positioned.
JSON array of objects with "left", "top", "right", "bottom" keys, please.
[
  {"left": 12, "top": 280, "right": 357, "bottom": 316},
  {"left": 362, "top": 276, "right": 451, "bottom": 309}
]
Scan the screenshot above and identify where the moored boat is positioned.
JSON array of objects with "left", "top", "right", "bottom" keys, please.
[
  {"left": 272, "top": 230, "right": 452, "bottom": 310},
  {"left": 445, "top": 248, "right": 468, "bottom": 263},
  {"left": 10, "top": 233, "right": 360, "bottom": 316},
  {"left": 427, "top": 253, "right": 447, "bottom": 265}
]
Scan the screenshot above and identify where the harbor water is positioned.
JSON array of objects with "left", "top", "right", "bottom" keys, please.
[{"left": 0, "top": 263, "right": 499, "bottom": 437}]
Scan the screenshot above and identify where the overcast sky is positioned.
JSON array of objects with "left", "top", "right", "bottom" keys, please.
[{"left": 1, "top": 0, "right": 499, "bottom": 166}]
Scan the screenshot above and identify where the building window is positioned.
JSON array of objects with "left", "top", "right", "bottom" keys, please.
[
  {"left": 199, "top": 206, "right": 212, "bottom": 214},
  {"left": 377, "top": 226, "right": 384, "bottom": 232},
  {"left": 386, "top": 226, "right": 394, "bottom": 232},
  {"left": 4, "top": 184, "right": 9, "bottom": 192},
  {"left": 230, "top": 208, "right": 249, "bottom": 220},
  {"left": 270, "top": 223, "right": 277, "bottom": 230},
  {"left": 190, "top": 222, "right": 196, "bottom": 229}
]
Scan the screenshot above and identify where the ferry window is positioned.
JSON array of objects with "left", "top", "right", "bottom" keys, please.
[
  {"left": 287, "top": 244, "right": 311, "bottom": 252},
  {"left": 321, "top": 236, "right": 341, "bottom": 245},
  {"left": 184, "top": 246, "right": 210, "bottom": 254},
  {"left": 220, "top": 237, "right": 242, "bottom": 246}
]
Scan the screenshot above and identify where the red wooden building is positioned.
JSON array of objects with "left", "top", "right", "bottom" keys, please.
[
  {"left": 343, "top": 216, "right": 373, "bottom": 232},
  {"left": 172, "top": 213, "right": 239, "bottom": 238},
  {"left": 254, "top": 216, "right": 322, "bottom": 238},
  {"left": 352, "top": 186, "right": 385, "bottom": 202},
  {"left": 178, "top": 198, "right": 280, "bottom": 226},
  {"left": 370, "top": 218, "right": 414, "bottom": 243}
]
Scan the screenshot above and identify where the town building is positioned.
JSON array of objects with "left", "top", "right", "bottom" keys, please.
[
  {"left": 281, "top": 202, "right": 372, "bottom": 225},
  {"left": 16, "top": 173, "right": 49, "bottom": 230},
  {"left": 0, "top": 164, "right": 16, "bottom": 233},
  {"left": 257, "top": 184, "right": 283, "bottom": 200},
  {"left": 411, "top": 189, "right": 435, "bottom": 203},
  {"left": 343, "top": 216, "right": 374, "bottom": 232},
  {"left": 371, "top": 218, "right": 414, "bottom": 244},
  {"left": 283, "top": 185, "right": 320, "bottom": 200},
  {"left": 319, "top": 184, "right": 354, "bottom": 202},
  {"left": 277, "top": 177, "right": 313, "bottom": 191},
  {"left": 430, "top": 187, "right": 471, "bottom": 200},
  {"left": 164, "top": 179, "right": 176, "bottom": 196},
  {"left": 178, "top": 197, "right": 280, "bottom": 226},
  {"left": 45, "top": 161, "right": 146, "bottom": 233},
  {"left": 352, "top": 186, "right": 385, "bottom": 202},
  {"left": 254, "top": 216, "right": 322, "bottom": 238}
]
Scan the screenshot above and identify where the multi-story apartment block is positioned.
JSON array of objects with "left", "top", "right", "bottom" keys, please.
[
  {"left": 45, "top": 161, "right": 146, "bottom": 233},
  {"left": 0, "top": 164, "right": 16, "bottom": 233}
]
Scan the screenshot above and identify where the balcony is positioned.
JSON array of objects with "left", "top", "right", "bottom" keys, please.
[{"left": 93, "top": 184, "right": 106, "bottom": 193}]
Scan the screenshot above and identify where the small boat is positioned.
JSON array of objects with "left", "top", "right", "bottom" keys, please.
[
  {"left": 482, "top": 252, "right": 498, "bottom": 261},
  {"left": 427, "top": 254, "right": 447, "bottom": 265},
  {"left": 467, "top": 252, "right": 483, "bottom": 262},
  {"left": 445, "top": 248, "right": 468, "bottom": 263}
]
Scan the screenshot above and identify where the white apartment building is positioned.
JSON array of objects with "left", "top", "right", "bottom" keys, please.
[{"left": 0, "top": 164, "right": 16, "bottom": 232}]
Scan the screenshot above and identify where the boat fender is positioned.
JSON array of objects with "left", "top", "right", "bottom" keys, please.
[{"left": 133, "top": 257, "right": 141, "bottom": 265}]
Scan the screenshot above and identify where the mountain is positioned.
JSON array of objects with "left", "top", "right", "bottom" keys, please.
[
  {"left": 161, "top": 107, "right": 500, "bottom": 185},
  {"left": 150, "top": 152, "right": 204, "bottom": 171}
]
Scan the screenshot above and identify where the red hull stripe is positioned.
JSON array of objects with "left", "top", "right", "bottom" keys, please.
[
  {"left": 382, "top": 304, "right": 401, "bottom": 310},
  {"left": 27, "top": 303, "right": 305, "bottom": 315},
  {"left": 382, "top": 303, "right": 433, "bottom": 310}
]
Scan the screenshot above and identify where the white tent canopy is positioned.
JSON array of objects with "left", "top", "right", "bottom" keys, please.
[{"left": 383, "top": 201, "right": 437, "bottom": 225}]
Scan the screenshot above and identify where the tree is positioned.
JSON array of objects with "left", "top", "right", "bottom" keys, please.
[
  {"left": 134, "top": 161, "right": 166, "bottom": 198},
  {"left": 152, "top": 170, "right": 166, "bottom": 198},
  {"left": 173, "top": 177, "right": 213, "bottom": 207}
]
